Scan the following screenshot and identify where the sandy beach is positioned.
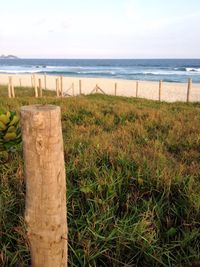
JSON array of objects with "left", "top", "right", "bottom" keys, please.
[{"left": 0, "top": 73, "right": 200, "bottom": 102}]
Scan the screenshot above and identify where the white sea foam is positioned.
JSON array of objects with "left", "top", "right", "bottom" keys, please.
[
  {"left": 0, "top": 59, "right": 200, "bottom": 83},
  {"left": 186, "top": 67, "right": 200, "bottom": 72},
  {"left": 46, "top": 66, "right": 92, "bottom": 69},
  {"left": 78, "top": 70, "right": 116, "bottom": 74},
  {"left": 143, "top": 71, "right": 176, "bottom": 75},
  {"left": 0, "top": 69, "right": 42, "bottom": 74}
]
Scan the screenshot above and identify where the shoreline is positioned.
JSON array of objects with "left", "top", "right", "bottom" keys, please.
[
  {"left": 0, "top": 73, "right": 200, "bottom": 102},
  {"left": 1, "top": 73, "right": 200, "bottom": 84}
]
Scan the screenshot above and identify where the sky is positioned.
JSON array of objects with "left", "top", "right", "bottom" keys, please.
[{"left": 0, "top": 0, "right": 200, "bottom": 58}]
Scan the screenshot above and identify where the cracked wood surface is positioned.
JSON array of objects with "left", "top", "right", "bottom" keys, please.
[{"left": 21, "top": 105, "right": 67, "bottom": 267}]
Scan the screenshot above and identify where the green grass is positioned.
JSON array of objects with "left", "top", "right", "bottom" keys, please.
[{"left": 0, "top": 85, "right": 200, "bottom": 266}]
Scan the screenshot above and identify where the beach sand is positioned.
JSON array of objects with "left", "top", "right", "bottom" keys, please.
[{"left": 0, "top": 73, "right": 200, "bottom": 102}]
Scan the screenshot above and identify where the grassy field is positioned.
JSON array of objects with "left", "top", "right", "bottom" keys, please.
[{"left": 0, "top": 85, "right": 200, "bottom": 267}]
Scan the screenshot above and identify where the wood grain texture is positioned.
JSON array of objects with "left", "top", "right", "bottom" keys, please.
[{"left": 21, "top": 105, "right": 67, "bottom": 267}]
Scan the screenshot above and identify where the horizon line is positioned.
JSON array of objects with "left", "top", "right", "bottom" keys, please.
[{"left": 2, "top": 57, "right": 200, "bottom": 60}]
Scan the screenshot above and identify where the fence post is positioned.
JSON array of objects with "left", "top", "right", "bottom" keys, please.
[
  {"left": 72, "top": 83, "right": 74, "bottom": 96},
  {"left": 136, "top": 81, "right": 139, "bottom": 98},
  {"left": 187, "top": 78, "right": 192, "bottom": 103},
  {"left": 38, "top": 78, "right": 42, "bottom": 97},
  {"left": 56, "top": 78, "right": 60, "bottom": 97},
  {"left": 10, "top": 76, "right": 15, "bottom": 98},
  {"left": 19, "top": 78, "right": 22, "bottom": 87},
  {"left": 21, "top": 105, "right": 68, "bottom": 267},
  {"left": 114, "top": 83, "right": 117, "bottom": 96},
  {"left": 11, "top": 84, "right": 15, "bottom": 98},
  {"left": 34, "top": 75, "right": 38, "bottom": 98},
  {"left": 44, "top": 73, "right": 47, "bottom": 90},
  {"left": 79, "top": 80, "right": 82, "bottom": 95},
  {"left": 60, "top": 76, "right": 63, "bottom": 97},
  {"left": 159, "top": 80, "right": 162, "bottom": 101},
  {"left": 8, "top": 77, "right": 11, "bottom": 98},
  {"left": 31, "top": 76, "right": 34, "bottom": 88}
]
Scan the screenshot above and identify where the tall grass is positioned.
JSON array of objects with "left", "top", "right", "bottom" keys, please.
[{"left": 0, "top": 86, "right": 200, "bottom": 266}]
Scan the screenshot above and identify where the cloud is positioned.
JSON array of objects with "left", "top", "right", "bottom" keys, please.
[
  {"left": 123, "top": 0, "right": 200, "bottom": 35},
  {"left": 61, "top": 20, "right": 71, "bottom": 30},
  {"left": 35, "top": 18, "right": 46, "bottom": 26},
  {"left": 31, "top": 17, "right": 72, "bottom": 33},
  {"left": 124, "top": 0, "right": 145, "bottom": 19}
]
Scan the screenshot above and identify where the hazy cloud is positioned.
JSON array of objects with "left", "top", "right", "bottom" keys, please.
[{"left": 0, "top": 0, "right": 200, "bottom": 58}]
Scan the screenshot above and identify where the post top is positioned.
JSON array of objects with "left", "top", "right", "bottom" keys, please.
[{"left": 21, "top": 104, "right": 60, "bottom": 112}]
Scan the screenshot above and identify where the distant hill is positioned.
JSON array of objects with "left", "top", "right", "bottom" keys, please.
[{"left": 0, "top": 54, "right": 19, "bottom": 59}]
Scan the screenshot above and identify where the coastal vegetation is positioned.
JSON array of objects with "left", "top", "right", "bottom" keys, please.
[{"left": 0, "top": 86, "right": 200, "bottom": 267}]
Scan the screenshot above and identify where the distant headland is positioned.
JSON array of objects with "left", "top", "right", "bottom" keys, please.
[{"left": 0, "top": 54, "right": 19, "bottom": 59}]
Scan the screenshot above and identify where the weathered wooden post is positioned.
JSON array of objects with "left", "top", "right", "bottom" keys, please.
[
  {"left": 187, "top": 78, "right": 192, "bottom": 103},
  {"left": 114, "top": 82, "right": 117, "bottom": 96},
  {"left": 21, "top": 105, "right": 68, "bottom": 267},
  {"left": 11, "top": 84, "right": 15, "bottom": 98},
  {"left": 44, "top": 73, "right": 47, "bottom": 90},
  {"left": 19, "top": 78, "right": 22, "bottom": 87},
  {"left": 31, "top": 76, "right": 34, "bottom": 88},
  {"left": 38, "top": 79, "right": 42, "bottom": 97},
  {"left": 8, "top": 77, "right": 12, "bottom": 98},
  {"left": 56, "top": 78, "right": 60, "bottom": 97},
  {"left": 34, "top": 75, "right": 38, "bottom": 98},
  {"left": 136, "top": 81, "right": 139, "bottom": 98},
  {"left": 33, "top": 75, "right": 35, "bottom": 87},
  {"left": 10, "top": 76, "right": 15, "bottom": 98},
  {"left": 79, "top": 80, "right": 82, "bottom": 95},
  {"left": 72, "top": 83, "right": 74, "bottom": 96},
  {"left": 60, "top": 76, "right": 63, "bottom": 97},
  {"left": 159, "top": 80, "right": 162, "bottom": 101},
  {"left": 56, "top": 78, "right": 58, "bottom": 96}
]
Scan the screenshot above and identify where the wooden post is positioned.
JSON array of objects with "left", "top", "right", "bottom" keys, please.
[
  {"left": 44, "top": 73, "right": 47, "bottom": 90},
  {"left": 33, "top": 74, "right": 35, "bottom": 87},
  {"left": 159, "top": 80, "right": 162, "bottom": 101},
  {"left": 136, "top": 81, "right": 139, "bottom": 98},
  {"left": 34, "top": 75, "right": 38, "bottom": 98},
  {"left": 38, "top": 79, "right": 42, "bottom": 97},
  {"left": 114, "top": 83, "right": 117, "bottom": 96},
  {"left": 19, "top": 78, "right": 22, "bottom": 87},
  {"left": 79, "top": 80, "right": 82, "bottom": 95},
  {"left": 11, "top": 84, "right": 15, "bottom": 98},
  {"left": 31, "top": 76, "right": 34, "bottom": 88},
  {"left": 10, "top": 77, "right": 15, "bottom": 98},
  {"left": 56, "top": 78, "right": 60, "bottom": 97},
  {"left": 187, "top": 78, "right": 192, "bottom": 103},
  {"left": 72, "top": 83, "right": 74, "bottom": 96},
  {"left": 8, "top": 77, "right": 11, "bottom": 98},
  {"left": 56, "top": 78, "right": 58, "bottom": 96},
  {"left": 21, "top": 105, "right": 68, "bottom": 267},
  {"left": 60, "top": 76, "right": 63, "bottom": 97}
]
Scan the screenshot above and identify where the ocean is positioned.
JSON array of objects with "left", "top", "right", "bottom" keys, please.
[{"left": 0, "top": 59, "right": 200, "bottom": 83}]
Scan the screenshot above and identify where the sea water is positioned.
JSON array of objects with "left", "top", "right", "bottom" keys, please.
[{"left": 0, "top": 59, "right": 200, "bottom": 83}]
